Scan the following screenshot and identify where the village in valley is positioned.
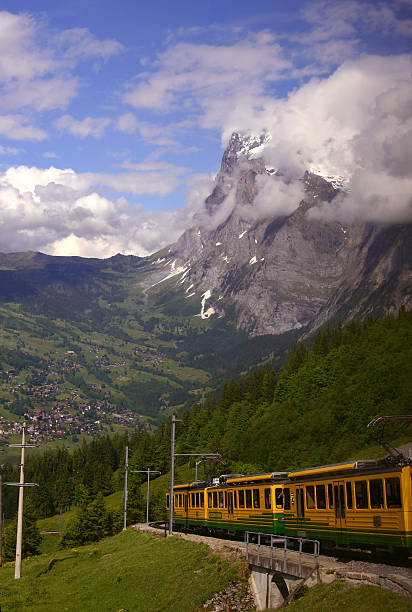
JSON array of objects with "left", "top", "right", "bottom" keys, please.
[{"left": 0, "top": 345, "right": 166, "bottom": 442}]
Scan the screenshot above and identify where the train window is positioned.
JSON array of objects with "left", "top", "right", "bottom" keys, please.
[
  {"left": 246, "top": 490, "right": 252, "bottom": 508},
  {"left": 253, "top": 489, "right": 260, "bottom": 508},
  {"left": 213, "top": 492, "right": 218, "bottom": 508},
  {"left": 328, "top": 484, "right": 334, "bottom": 508},
  {"left": 234, "top": 491, "right": 238, "bottom": 509},
  {"left": 225, "top": 492, "right": 228, "bottom": 508},
  {"left": 196, "top": 493, "right": 200, "bottom": 507},
  {"left": 346, "top": 482, "right": 353, "bottom": 509},
  {"left": 386, "top": 477, "right": 402, "bottom": 508},
  {"left": 275, "top": 488, "right": 283, "bottom": 509},
  {"left": 370, "top": 479, "right": 384, "bottom": 509},
  {"left": 219, "top": 491, "right": 224, "bottom": 508},
  {"left": 201, "top": 493, "right": 204, "bottom": 508},
  {"left": 265, "top": 488, "right": 272, "bottom": 509},
  {"left": 191, "top": 493, "right": 195, "bottom": 507},
  {"left": 284, "top": 488, "right": 291, "bottom": 510},
  {"left": 297, "top": 488, "right": 305, "bottom": 518},
  {"left": 316, "top": 485, "right": 326, "bottom": 509},
  {"left": 239, "top": 490, "right": 245, "bottom": 508},
  {"left": 355, "top": 480, "right": 368, "bottom": 509},
  {"left": 306, "top": 486, "right": 315, "bottom": 509},
  {"left": 208, "top": 492, "right": 212, "bottom": 508}
]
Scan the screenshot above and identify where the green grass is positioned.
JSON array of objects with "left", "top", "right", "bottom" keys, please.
[
  {"left": 0, "top": 530, "right": 245, "bottom": 612},
  {"left": 281, "top": 580, "right": 411, "bottom": 612}
]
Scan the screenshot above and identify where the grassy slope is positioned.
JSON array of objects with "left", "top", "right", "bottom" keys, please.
[
  {"left": 0, "top": 531, "right": 244, "bottom": 612},
  {"left": 4, "top": 527, "right": 411, "bottom": 612},
  {"left": 284, "top": 580, "right": 411, "bottom": 612}
]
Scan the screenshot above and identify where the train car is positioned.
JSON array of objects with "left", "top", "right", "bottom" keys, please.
[
  {"left": 283, "top": 460, "right": 412, "bottom": 554},
  {"left": 167, "top": 472, "right": 289, "bottom": 535},
  {"left": 205, "top": 473, "right": 289, "bottom": 535},
  {"left": 167, "top": 481, "right": 208, "bottom": 530}
]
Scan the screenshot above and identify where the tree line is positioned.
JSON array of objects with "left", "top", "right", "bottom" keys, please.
[{"left": 1, "top": 308, "right": 411, "bottom": 557}]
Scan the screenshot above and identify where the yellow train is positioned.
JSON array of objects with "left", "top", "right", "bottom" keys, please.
[
  {"left": 167, "top": 472, "right": 288, "bottom": 535},
  {"left": 284, "top": 459, "right": 412, "bottom": 553},
  {"left": 166, "top": 459, "right": 412, "bottom": 554}
]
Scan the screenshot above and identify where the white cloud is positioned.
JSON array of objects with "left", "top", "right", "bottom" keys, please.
[
  {"left": 184, "top": 53, "right": 412, "bottom": 228},
  {"left": 0, "top": 11, "right": 54, "bottom": 82},
  {"left": 0, "top": 165, "right": 188, "bottom": 257},
  {"left": 0, "top": 115, "right": 47, "bottom": 140},
  {"left": 0, "top": 11, "right": 122, "bottom": 116},
  {"left": 116, "top": 112, "right": 139, "bottom": 134},
  {"left": 0, "top": 144, "right": 19, "bottom": 155},
  {"left": 242, "top": 175, "right": 305, "bottom": 219},
  {"left": 1, "top": 165, "right": 181, "bottom": 198},
  {"left": 0, "top": 77, "right": 78, "bottom": 112},
  {"left": 43, "top": 151, "right": 59, "bottom": 159},
  {"left": 123, "top": 32, "right": 292, "bottom": 115},
  {"left": 54, "top": 115, "right": 112, "bottom": 139},
  {"left": 53, "top": 27, "right": 123, "bottom": 62}
]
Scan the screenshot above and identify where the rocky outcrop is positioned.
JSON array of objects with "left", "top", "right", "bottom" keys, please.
[{"left": 144, "top": 133, "right": 411, "bottom": 338}]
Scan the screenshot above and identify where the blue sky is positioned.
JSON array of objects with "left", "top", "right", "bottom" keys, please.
[{"left": 0, "top": 0, "right": 411, "bottom": 257}]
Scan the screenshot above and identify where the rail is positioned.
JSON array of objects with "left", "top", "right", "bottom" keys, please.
[{"left": 245, "top": 532, "right": 320, "bottom": 577}]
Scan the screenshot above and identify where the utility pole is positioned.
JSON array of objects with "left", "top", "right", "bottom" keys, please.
[
  {"left": 15, "top": 427, "right": 25, "bottom": 580},
  {"left": 131, "top": 468, "right": 161, "bottom": 524},
  {"left": 168, "top": 414, "right": 220, "bottom": 536},
  {"left": 0, "top": 474, "right": 2, "bottom": 567},
  {"left": 195, "top": 459, "right": 207, "bottom": 481},
  {"left": 123, "top": 445, "right": 128, "bottom": 530},
  {"left": 6, "top": 426, "right": 38, "bottom": 579},
  {"left": 169, "top": 414, "right": 180, "bottom": 535}
]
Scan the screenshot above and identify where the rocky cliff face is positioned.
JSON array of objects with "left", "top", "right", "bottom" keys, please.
[{"left": 143, "top": 133, "right": 411, "bottom": 338}]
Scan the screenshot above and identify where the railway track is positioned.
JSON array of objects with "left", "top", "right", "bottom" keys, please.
[{"left": 146, "top": 521, "right": 412, "bottom": 571}]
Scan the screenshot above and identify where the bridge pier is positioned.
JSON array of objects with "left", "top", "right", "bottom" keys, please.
[{"left": 249, "top": 566, "right": 302, "bottom": 610}]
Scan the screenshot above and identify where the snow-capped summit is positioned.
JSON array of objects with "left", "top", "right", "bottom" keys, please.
[
  {"left": 142, "top": 131, "right": 410, "bottom": 339},
  {"left": 309, "top": 166, "right": 349, "bottom": 191}
]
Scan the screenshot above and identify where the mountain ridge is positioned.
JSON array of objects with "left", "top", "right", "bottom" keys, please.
[
  {"left": 142, "top": 132, "right": 411, "bottom": 337},
  {"left": 0, "top": 132, "right": 410, "bottom": 425}
]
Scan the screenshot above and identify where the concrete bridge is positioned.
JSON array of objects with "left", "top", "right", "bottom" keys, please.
[{"left": 133, "top": 524, "right": 412, "bottom": 610}]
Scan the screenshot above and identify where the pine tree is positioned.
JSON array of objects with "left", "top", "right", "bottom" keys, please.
[{"left": 2, "top": 499, "right": 41, "bottom": 562}]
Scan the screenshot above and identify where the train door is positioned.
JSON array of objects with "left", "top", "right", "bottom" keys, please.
[
  {"left": 296, "top": 486, "right": 305, "bottom": 524},
  {"left": 184, "top": 492, "right": 189, "bottom": 527},
  {"left": 228, "top": 491, "right": 234, "bottom": 516},
  {"left": 333, "top": 481, "right": 347, "bottom": 543}
]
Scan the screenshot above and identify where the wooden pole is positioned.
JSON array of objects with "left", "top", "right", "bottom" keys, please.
[
  {"left": 15, "top": 427, "right": 25, "bottom": 579},
  {"left": 123, "top": 446, "right": 128, "bottom": 530},
  {"left": 0, "top": 474, "right": 3, "bottom": 567}
]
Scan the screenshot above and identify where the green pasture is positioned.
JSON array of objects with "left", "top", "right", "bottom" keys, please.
[
  {"left": 0, "top": 530, "right": 244, "bottom": 612},
  {"left": 283, "top": 580, "right": 411, "bottom": 612}
]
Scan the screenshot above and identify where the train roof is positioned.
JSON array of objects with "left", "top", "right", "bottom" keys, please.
[
  {"left": 288, "top": 459, "right": 382, "bottom": 479},
  {"left": 225, "top": 472, "right": 289, "bottom": 484}
]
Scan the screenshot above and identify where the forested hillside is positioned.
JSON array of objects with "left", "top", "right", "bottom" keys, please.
[
  {"left": 1, "top": 309, "right": 411, "bottom": 528},
  {"left": 175, "top": 308, "right": 412, "bottom": 472}
]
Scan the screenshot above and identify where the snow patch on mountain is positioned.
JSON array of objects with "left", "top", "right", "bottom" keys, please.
[
  {"left": 196, "top": 289, "right": 215, "bottom": 320},
  {"left": 235, "top": 132, "right": 271, "bottom": 159},
  {"left": 150, "top": 265, "right": 188, "bottom": 288},
  {"left": 309, "top": 166, "right": 349, "bottom": 190}
]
